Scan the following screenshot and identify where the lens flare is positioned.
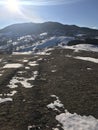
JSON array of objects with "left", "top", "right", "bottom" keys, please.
[{"left": 6, "top": 0, "right": 19, "bottom": 12}]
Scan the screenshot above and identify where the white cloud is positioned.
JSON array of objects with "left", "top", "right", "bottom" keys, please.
[
  {"left": 0, "top": 0, "right": 82, "bottom": 6},
  {"left": 21, "top": 0, "right": 82, "bottom": 6}
]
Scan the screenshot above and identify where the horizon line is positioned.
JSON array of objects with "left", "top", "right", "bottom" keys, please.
[{"left": 0, "top": 21, "right": 98, "bottom": 30}]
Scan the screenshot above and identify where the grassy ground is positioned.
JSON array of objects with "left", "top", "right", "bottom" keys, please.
[{"left": 0, "top": 48, "right": 98, "bottom": 130}]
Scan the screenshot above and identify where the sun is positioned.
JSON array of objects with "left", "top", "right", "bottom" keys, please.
[{"left": 6, "top": 0, "right": 19, "bottom": 12}]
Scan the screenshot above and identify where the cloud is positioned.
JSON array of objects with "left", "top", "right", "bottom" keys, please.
[
  {"left": 0, "top": 0, "right": 82, "bottom": 6},
  {"left": 21, "top": 0, "right": 82, "bottom": 6}
]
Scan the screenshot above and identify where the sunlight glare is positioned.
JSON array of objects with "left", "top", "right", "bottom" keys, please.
[{"left": 6, "top": 0, "right": 19, "bottom": 12}]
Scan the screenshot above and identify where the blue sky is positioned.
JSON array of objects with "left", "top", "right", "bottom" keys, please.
[{"left": 0, "top": 0, "right": 98, "bottom": 29}]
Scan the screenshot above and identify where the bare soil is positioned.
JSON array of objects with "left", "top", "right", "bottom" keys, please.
[{"left": 0, "top": 48, "right": 98, "bottom": 130}]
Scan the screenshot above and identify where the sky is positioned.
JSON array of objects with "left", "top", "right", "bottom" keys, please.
[{"left": 0, "top": 0, "right": 98, "bottom": 29}]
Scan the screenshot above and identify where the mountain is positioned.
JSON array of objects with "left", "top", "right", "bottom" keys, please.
[
  {"left": 0, "top": 22, "right": 98, "bottom": 54},
  {"left": 0, "top": 22, "right": 98, "bottom": 37},
  {"left": 0, "top": 22, "right": 98, "bottom": 130}
]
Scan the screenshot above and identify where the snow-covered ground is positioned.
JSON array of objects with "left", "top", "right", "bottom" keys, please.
[
  {"left": 47, "top": 95, "right": 98, "bottom": 130},
  {"left": 8, "top": 70, "right": 38, "bottom": 89},
  {"left": 12, "top": 52, "right": 32, "bottom": 55},
  {"left": 6, "top": 91, "right": 17, "bottom": 96},
  {"left": 0, "top": 91, "right": 17, "bottom": 97},
  {"left": 0, "top": 98, "right": 12, "bottom": 103},
  {"left": 47, "top": 95, "right": 64, "bottom": 112},
  {"left": 11, "top": 36, "right": 74, "bottom": 53},
  {"left": 3, "top": 63, "right": 23, "bottom": 68},
  {"left": 28, "top": 61, "right": 39, "bottom": 66},
  {"left": 56, "top": 111, "right": 98, "bottom": 130},
  {"left": 0, "top": 73, "right": 3, "bottom": 76},
  {"left": 74, "top": 56, "right": 98, "bottom": 63},
  {"left": 66, "top": 55, "right": 98, "bottom": 64},
  {"left": 63, "top": 44, "right": 98, "bottom": 52}
]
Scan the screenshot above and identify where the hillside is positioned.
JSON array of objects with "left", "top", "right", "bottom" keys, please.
[
  {"left": 0, "top": 22, "right": 98, "bottom": 37},
  {"left": 0, "top": 22, "right": 98, "bottom": 130}
]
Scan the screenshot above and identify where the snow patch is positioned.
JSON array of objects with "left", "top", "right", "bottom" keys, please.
[
  {"left": 7, "top": 91, "right": 17, "bottom": 96},
  {"left": 56, "top": 111, "right": 98, "bottom": 130},
  {"left": 18, "top": 77, "right": 34, "bottom": 88},
  {"left": 87, "top": 68, "right": 92, "bottom": 70},
  {"left": 47, "top": 95, "right": 64, "bottom": 112},
  {"left": 74, "top": 56, "right": 98, "bottom": 63},
  {"left": 64, "top": 44, "right": 98, "bottom": 52},
  {"left": 51, "top": 70, "right": 57, "bottom": 73},
  {"left": 0, "top": 74, "right": 3, "bottom": 76},
  {"left": 18, "top": 71, "right": 24, "bottom": 74},
  {"left": 8, "top": 71, "right": 38, "bottom": 88},
  {"left": 8, "top": 77, "right": 33, "bottom": 88},
  {"left": 23, "top": 60, "right": 28, "bottom": 63},
  {"left": 52, "top": 128, "right": 59, "bottom": 130},
  {"left": 36, "top": 51, "right": 51, "bottom": 55},
  {"left": 0, "top": 59, "right": 2, "bottom": 62},
  {"left": 40, "top": 32, "right": 47, "bottom": 36},
  {"left": 0, "top": 98, "right": 12, "bottom": 103},
  {"left": 8, "top": 77, "right": 19, "bottom": 88},
  {"left": 47, "top": 95, "right": 98, "bottom": 130},
  {"left": 28, "top": 61, "right": 38, "bottom": 66},
  {"left": 3, "top": 63, "right": 23, "bottom": 68},
  {"left": 13, "top": 51, "right": 32, "bottom": 55},
  {"left": 37, "top": 58, "right": 43, "bottom": 61},
  {"left": 66, "top": 55, "right": 98, "bottom": 64},
  {"left": 25, "top": 66, "right": 30, "bottom": 69}
]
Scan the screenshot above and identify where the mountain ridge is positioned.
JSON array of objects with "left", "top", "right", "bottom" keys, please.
[{"left": 0, "top": 22, "right": 98, "bottom": 37}]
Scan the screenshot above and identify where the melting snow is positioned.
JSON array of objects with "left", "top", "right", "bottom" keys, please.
[
  {"left": 25, "top": 66, "right": 30, "bottom": 69},
  {"left": 74, "top": 56, "right": 98, "bottom": 63},
  {"left": 51, "top": 70, "right": 57, "bottom": 73},
  {"left": 64, "top": 44, "right": 98, "bottom": 52},
  {"left": 36, "top": 52, "right": 50, "bottom": 55},
  {"left": 0, "top": 59, "right": 2, "bottom": 62},
  {"left": 56, "top": 111, "right": 98, "bottom": 130},
  {"left": 23, "top": 60, "right": 28, "bottom": 63},
  {"left": 13, "top": 52, "right": 32, "bottom": 55},
  {"left": 87, "top": 68, "right": 92, "bottom": 70},
  {"left": 0, "top": 94, "right": 3, "bottom": 96},
  {"left": 3, "top": 63, "right": 23, "bottom": 68},
  {"left": 18, "top": 77, "right": 34, "bottom": 88},
  {"left": 0, "top": 98, "right": 12, "bottom": 103},
  {"left": 0, "top": 74, "right": 2, "bottom": 76},
  {"left": 37, "top": 58, "right": 43, "bottom": 61},
  {"left": 28, "top": 61, "right": 38, "bottom": 66},
  {"left": 8, "top": 71, "right": 38, "bottom": 88},
  {"left": 52, "top": 128, "right": 59, "bottom": 130},
  {"left": 8, "top": 77, "right": 33, "bottom": 88},
  {"left": 66, "top": 55, "right": 98, "bottom": 64},
  {"left": 47, "top": 95, "right": 64, "bottom": 112},
  {"left": 47, "top": 95, "right": 98, "bottom": 130},
  {"left": 18, "top": 71, "right": 23, "bottom": 74},
  {"left": 7, "top": 91, "right": 17, "bottom": 96},
  {"left": 8, "top": 77, "right": 19, "bottom": 88},
  {"left": 40, "top": 32, "right": 47, "bottom": 36}
]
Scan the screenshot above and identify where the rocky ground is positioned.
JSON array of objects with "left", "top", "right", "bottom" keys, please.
[{"left": 0, "top": 48, "right": 98, "bottom": 130}]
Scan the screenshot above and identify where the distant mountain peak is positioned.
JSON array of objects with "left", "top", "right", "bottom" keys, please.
[{"left": 0, "top": 22, "right": 98, "bottom": 38}]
